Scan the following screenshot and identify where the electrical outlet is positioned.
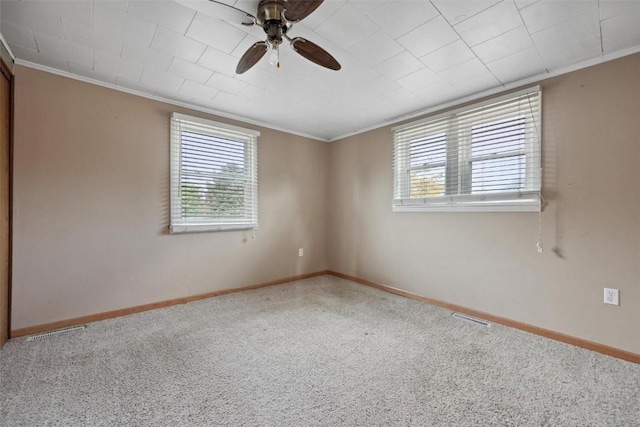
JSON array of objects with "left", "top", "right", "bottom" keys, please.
[
  {"left": 604, "top": 288, "right": 619, "bottom": 306},
  {"left": 298, "top": 248, "right": 303, "bottom": 257}
]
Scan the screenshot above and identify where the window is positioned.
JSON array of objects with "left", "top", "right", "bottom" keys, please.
[
  {"left": 170, "top": 113, "right": 259, "bottom": 233},
  {"left": 393, "top": 87, "right": 541, "bottom": 212}
]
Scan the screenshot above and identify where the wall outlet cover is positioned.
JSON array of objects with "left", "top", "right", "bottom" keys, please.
[{"left": 604, "top": 288, "right": 619, "bottom": 306}]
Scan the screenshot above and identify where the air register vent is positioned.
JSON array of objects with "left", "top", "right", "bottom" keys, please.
[
  {"left": 451, "top": 312, "right": 492, "bottom": 327},
  {"left": 26, "top": 325, "right": 87, "bottom": 341}
]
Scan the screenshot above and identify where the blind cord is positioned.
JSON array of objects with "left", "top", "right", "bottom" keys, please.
[
  {"left": 529, "top": 92, "right": 542, "bottom": 255},
  {"left": 537, "top": 191, "right": 545, "bottom": 253}
]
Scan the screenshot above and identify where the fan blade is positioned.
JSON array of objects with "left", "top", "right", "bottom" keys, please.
[
  {"left": 290, "top": 38, "right": 340, "bottom": 71},
  {"left": 205, "top": 0, "right": 257, "bottom": 25},
  {"left": 284, "top": 0, "right": 324, "bottom": 22},
  {"left": 236, "top": 41, "right": 268, "bottom": 74}
]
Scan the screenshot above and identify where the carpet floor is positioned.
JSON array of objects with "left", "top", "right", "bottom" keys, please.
[{"left": 1, "top": 275, "right": 639, "bottom": 426}]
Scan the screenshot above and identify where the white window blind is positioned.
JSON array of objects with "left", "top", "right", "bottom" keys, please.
[
  {"left": 393, "top": 87, "right": 542, "bottom": 212},
  {"left": 170, "top": 113, "right": 259, "bottom": 233}
]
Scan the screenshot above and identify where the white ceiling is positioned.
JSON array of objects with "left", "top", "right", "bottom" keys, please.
[{"left": 1, "top": 0, "right": 640, "bottom": 141}]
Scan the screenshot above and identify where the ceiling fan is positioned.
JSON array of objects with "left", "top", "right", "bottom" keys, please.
[{"left": 209, "top": 0, "right": 341, "bottom": 74}]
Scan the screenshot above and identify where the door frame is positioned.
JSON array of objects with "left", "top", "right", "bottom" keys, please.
[{"left": 0, "top": 56, "right": 13, "bottom": 345}]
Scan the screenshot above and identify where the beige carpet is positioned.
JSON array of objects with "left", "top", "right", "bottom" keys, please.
[{"left": 1, "top": 275, "right": 639, "bottom": 426}]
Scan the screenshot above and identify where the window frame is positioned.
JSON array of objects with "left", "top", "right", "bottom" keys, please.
[
  {"left": 393, "top": 86, "right": 542, "bottom": 213},
  {"left": 169, "top": 112, "right": 259, "bottom": 234}
]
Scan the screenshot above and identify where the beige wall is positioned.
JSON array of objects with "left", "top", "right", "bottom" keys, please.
[
  {"left": 327, "top": 53, "right": 640, "bottom": 354},
  {"left": 12, "top": 66, "right": 327, "bottom": 329}
]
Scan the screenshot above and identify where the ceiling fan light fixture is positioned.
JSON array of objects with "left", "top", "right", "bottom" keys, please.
[{"left": 269, "top": 43, "right": 280, "bottom": 68}]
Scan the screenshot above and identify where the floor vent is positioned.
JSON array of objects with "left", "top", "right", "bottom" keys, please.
[
  {"left": 26, "top": 325, "right": 87, "bottom": 342},
  {"left": 451, "top": 312, "right": 491, "bottom": 327}
]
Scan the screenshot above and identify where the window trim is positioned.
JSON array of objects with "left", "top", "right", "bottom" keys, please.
[
  {"left": 392, "top": 86, "right": 542, "bottom": 213},
  {"left": 169, "top": 112, "right": 259, "bottom": 234}
]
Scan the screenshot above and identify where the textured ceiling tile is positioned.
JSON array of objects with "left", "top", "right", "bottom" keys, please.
[
  {"left": 94, "top": 1, "right": 157, "bottom": 47},
  {"left": 599, "top": 0, "right": 640, "bottom": 20},
  {"left": 369, "top": 0, "right": 439, "bottom": 39},
  {"left": 485, "top": 46, "right": 547, "bottom": 84},
  {"left": 99, "top": 0, "right": 130, "bottom": 12},
  {"left": 167, "top": 57, "right": 213, "bottom": 84},
  {"left": 376, "top": 86, "right": 417, "bottom": 107},
  {"left": 431, "top": 0, "right": 501, "bottom": 25},
  {"left": 150, "top": 26, "right": 207, "bottom": 63},
  {"left": 453, "top": 0, "right": 523, "bottom": 47},
  {"left": 437, "top": 58, "right": 491, "bottom": 85},
  {"left": 210, "top": 91, "right": 250, "bottom": 114},
  {"left": 0, "top": 20, "right": 38, "bottom": 51},
  {"left": 205, "top": 72, "right": 248, "bottom": 94},
  {"left": 179, "top": 80, "right": 219, "bottom": 102},
  {"left": 397, "top": 16, "right": 459, "bottom": 58},
  {"left": 229, "top": 33, "right": 265, "bottom": 61},
  {"left": 472, "top": 25, "right": 533, "bottom": 64},
  {"left": 395, "top": 67, "right": 442, "bottom": 92},
  {"left": 68, "top": 62, "right": 117, "bottom": 85},
  {"left": 314, "top": 3, "right": 378, "bottom": 49},
  {"left": 9, "top": 43, "right": 70, "bottom": 72},
  {"left": 121, "top": 39, "right": 174, "bottom": 72},
  {"left": 50, "top": 0, "right": 93, "bottom": 27},
  {"left": 1, "top": 0, "right": 63, "bottom": 36},
  {"left": 185, "top": 12, "right": 246, "bottom": 54},
  {"left": 348, "top": 0, "right": 384, "bottom": 15},
  {"left": 234, "top": 66, "right": 280, "bottom": 90},
  {"left": 420, "top": 39, "right": 476, "bottom": 73},
  {"left": 352, "top": 75, "right": 401, "bottom": 99},
  {"left": 197, "top": 46, "right": 238, "bottom": 76},
  {"left": 95, "top": 50, "right": 144, "bottom": 82},
  {"left": 62, "top": 22, "right": 124, "bottom": 56},
  {"left": 368, "top": 0, "right": 440, "bottom": 39},
  {"left": 451, "top": 71, "right": 501, "bottom": 94},
  {"left": 346, "top": 30, "right": 405, "bottom": 67},
  {"left": 140, "top": 67, "right": 185, "bottom": 93},
  {"left": 514, "top": 0, "right": 539, "bottom": 10},
  {"left": 234, "top": 0, "right": 261, "bottom": 15},
  {"left": 116, "top": 76, "right": 152, "bottom": 94},
  {"left": 601, "top": 10, "right": 640, "bottom": 54},
  {"left": 298, "top": 1, "right": 344, "bottom": 30},
  {"left": 413, "top": 81, "right": 461, "bottom": 107},
  {"left": 374, "top": 51, "right": 425, "bottom": 81},
  {"left": 174, "top": 0, "right": 254, "bottom": 27},
  {"left": 236, "top": 83, "right": 267, "bottom": 101},
  {"left": 520, "top": 0, "right": 597, "bottom": 34},
  {"left": 127, "top": 0, "right": 196, "bottom": 35},
  {"left": 326, "top": 55, "right": 380, "bottom": 83},
  {"left": 34, "top": 32, "right": 94, "bottom": 68},
  {"left": 531, "top": 12, "right": 601, "bottom": 70}
]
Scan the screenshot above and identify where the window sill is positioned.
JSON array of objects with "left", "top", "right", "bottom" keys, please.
[
  {"left": 393, "top": 192, "right": 541, "bottom": 213},
  {"left": 170, "top": 223, "right": 258, "bottom": 234},
  {"left": 393, "top": 203, "right": 540, "bottom": 213}
]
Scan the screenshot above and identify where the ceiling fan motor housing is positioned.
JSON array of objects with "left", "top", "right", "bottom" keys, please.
[{"left": 258, "top": 0, "right": 288, "bottom": 45}]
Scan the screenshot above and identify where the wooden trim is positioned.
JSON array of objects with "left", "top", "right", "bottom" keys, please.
[
  {"left": 0, "top": 57, "right": 11, "bottom": 346},
  {"left": 328, "top": 271, "right": 640, "bottom": 364},
  {"left": 13, "top": 269, "right": 639, "bottom": 364},
  {"left": 11, "top": 270, "right": 329, "bottom": 338}
]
